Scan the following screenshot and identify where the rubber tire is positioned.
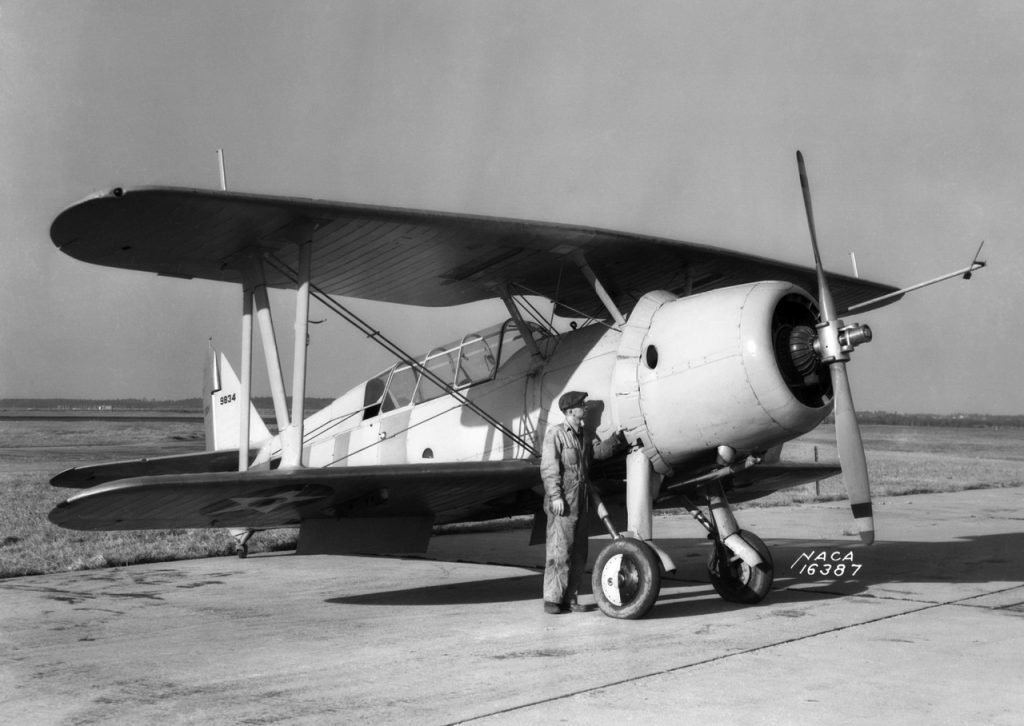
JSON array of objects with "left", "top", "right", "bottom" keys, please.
[
  {"left": 707, "top": 529, "right": 773, "bottom": 604},
  {"left": 592, "top": 538, "right": 662, "bottom": 619}
]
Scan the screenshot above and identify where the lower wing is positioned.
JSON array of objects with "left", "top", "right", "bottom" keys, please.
[
  {"left": 725, "top": 462, "right": 841, "bottom": 503},
  {"left": 49, "top": 460, "right": 540, "bottom": 531}
]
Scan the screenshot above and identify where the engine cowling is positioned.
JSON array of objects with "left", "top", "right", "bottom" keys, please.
[{"left": 615, "top": 282, "right": 832, "bottom": 473}]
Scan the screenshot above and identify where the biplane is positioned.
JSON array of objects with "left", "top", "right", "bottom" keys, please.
[{"left": 47, "top": 152, "right": 984, "bottom": 618}]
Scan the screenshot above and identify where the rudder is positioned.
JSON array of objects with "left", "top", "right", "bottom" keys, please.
[{"left": 203, "top": 342, "right": 271, "bottom": 452}]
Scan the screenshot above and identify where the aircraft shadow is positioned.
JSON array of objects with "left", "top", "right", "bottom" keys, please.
[
  {"left": 325, "top": 531, "right": 1024, "bottom": 616},
  {"left": 763, "top": 531, "right": 1024, "bottom": 585},
  {"left": 326, "top": 573, "right": 541, "bottom": 607}
]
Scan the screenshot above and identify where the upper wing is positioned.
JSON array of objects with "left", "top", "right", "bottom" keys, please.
[
  {"left": 49, "top": 460, "right": 540, "bottom": 531},
  {"left": 51, "top": 187, "right": 900, "bottom": 317}
]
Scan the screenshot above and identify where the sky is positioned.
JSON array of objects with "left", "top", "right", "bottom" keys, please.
[{"left": 1, "top": 1, "right": 1022, "bottom": 414}]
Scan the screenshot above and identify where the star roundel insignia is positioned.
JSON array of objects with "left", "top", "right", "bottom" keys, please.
[{"left": 200, "top": 484, "right": 333, "bottom": 517}]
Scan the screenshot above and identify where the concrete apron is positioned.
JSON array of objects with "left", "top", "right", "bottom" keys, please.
[{"left": 2, "top": 487, "right": 1022, "bottom": 725}]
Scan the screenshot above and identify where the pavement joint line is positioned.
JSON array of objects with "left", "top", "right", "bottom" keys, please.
[
  {"left": 781, "top": 584, "right": 860, "bottom": 598},
  {"left": 944, "top": 583, "right": 1024, "bottom": 611},
  {"left": 857, "top": 593, "right": 943, "bottom": 605},
  {"left": 961, "top": 601, "right": 1024, "bottom": 612},
  {"left": 449, "top": 583, "right": 1024, "bottom": 725},
  {"left": 938, "top": 582, "right": 1024, "bottom": 606}
]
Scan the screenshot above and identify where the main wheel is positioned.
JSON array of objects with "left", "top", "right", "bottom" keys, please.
[
  {"left": 592, "top": 538, "right": 662, "bottom": 619},
  {"left": 707, "top": 529, "right": 773, "bottom": 604}
]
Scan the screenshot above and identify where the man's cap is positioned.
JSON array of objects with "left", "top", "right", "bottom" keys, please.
[{"left": 558, "top": 391, "right": 588, "bottom": 411}]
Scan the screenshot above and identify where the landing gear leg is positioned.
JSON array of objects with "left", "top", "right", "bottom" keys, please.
[
  {"left": 591, "top": 452, "right": 672, "bottom": 619},
  {"left": 683, "top": 481, "right": 774, "bottom": 604}
]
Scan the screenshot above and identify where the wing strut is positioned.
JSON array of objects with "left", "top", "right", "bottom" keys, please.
[
  {"left": 236, "top": 240, "right": 314, "bottom": 471},
  {"left": 283, "top": 240, "right": 312, "bottom": 467},
  {"left": 573, "top": 250, "right": 626, "bottom": 326},
  {"left": 244, "top": 258, "right": 291, "bottom": 434},
  {"left": 499, "top": 285, "right": 545, "bottom": 368},
  {"left": 239, "top": 277, "right": 254, "bottom": 472}
]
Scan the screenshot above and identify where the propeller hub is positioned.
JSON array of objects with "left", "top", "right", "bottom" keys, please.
[{"left": 840, "top": 323, "right": 872, "bottom": 351}]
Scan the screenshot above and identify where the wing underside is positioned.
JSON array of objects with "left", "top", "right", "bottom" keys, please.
[
  {"left": 49, "top": 460, "right": 541, "bottom": 531},
  {"left": 51, "top": 187, "right": 901, "bottom": 317},
  {"left": 724, "top": 462, "right": 841, "bottom": 503},
  {"left": 653, "top": 462, "right": 842, "bottom": 507}
]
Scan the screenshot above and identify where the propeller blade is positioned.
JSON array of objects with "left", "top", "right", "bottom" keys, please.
[
  {"left": 830, "top": 363, "right": 873, "bottom": 544},
  {"left": 796, "top": 150, "right": 837, "bottom": 321},
  {"left": 797, "top": 150, "right": 874, "bottom": 545}
]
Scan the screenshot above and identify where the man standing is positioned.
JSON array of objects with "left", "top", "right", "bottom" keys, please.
[{"left": 540, "top": 391, "right": 625, "bottom": 614}]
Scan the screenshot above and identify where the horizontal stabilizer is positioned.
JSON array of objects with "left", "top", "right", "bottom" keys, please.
[
  {"left": 49, "top": 460, "right": 540, "bottom": 532},
  {"left": 51, "top": 449, "right": 261, "bottom": 488}
]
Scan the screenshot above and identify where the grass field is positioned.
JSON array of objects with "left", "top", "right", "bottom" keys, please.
[
  {"left": 0, "top": 415, "right": 298, "bottom": 577},
  {"left": 2, "top": 415, "right": 1022, "bottom": 578}
]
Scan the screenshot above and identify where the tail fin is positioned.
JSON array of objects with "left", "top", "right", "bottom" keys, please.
[{"left": 203, "top": 342, "right": 271, "bottom": 452}]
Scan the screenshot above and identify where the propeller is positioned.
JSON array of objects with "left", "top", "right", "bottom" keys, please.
[{"left": 796, "top": 151, "right": 874, "bottom": 545}]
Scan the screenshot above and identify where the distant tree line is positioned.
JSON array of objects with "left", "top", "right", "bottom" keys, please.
[
  {"left": 832, "top": 411, "right": 1024, "bottom": 429},
  {"left": 0, "top": 397, "right": 335, "bottom": 413},
  {"left": 3, "top": 399, "right": 1021, "bottom": 428}
]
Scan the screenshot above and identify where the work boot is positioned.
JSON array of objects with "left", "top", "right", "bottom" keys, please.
[
  {"left": 564, "top": 598, "right": 586, "bottom": 613},
  {"left": 543, "top": 601, "right": 565, "bottom": 614}
]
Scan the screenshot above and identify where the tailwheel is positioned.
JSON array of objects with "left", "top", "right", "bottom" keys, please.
[
  {"left": 592, "top": 537, "right": 662, "bottom": 619},
  {"left": 707, "top": 529, "right": 773, "bottom": 604}
]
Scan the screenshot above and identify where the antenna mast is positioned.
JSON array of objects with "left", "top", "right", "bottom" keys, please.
[{"left": 217, "top": 148, "right": 228, "bottom": 190}]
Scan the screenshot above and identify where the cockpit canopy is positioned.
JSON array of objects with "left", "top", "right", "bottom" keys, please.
[{"left": 362, "top": 319, "right": 547, "bottom": 419}]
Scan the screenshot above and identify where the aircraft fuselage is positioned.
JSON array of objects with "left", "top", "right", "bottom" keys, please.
[{"left": 252, "top": 280, "right": 833, "bottom": 484}]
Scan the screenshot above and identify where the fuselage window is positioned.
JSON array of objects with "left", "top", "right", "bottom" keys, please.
[
  {"left": 381, "top": 364, "right": 419, "bottom": 413},
  {"left": 362, "top": 373, "right": 388, "bottom": 420},
  {"left": 417, "top": 347, "right": 459, "bottom": 402},
  {"left": 456, "top": 334, "right": 498, "bottom": 386},
  {"left": 495, "top": 320, "right": 536, "bottom": 368}
]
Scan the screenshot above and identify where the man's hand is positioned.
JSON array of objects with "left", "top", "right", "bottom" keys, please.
[{"left": 551, "top": 496, "right": 567, "bottom": 516}]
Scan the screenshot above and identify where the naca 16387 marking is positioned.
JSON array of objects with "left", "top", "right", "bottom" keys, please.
[{"left": 790, "top": 550, "right": 863, "bottom": 578}]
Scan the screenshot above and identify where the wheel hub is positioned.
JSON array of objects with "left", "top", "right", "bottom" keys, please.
[{"left": 599, "top": 553, "right": 644, "bottom": 607}]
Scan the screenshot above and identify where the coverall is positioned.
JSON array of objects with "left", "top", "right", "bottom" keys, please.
[{"left": 540, "top": 422, "right": 622, "bottom": 606}]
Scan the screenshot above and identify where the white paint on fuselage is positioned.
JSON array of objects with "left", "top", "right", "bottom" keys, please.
[
  {"left": 251, "top": 320, "right": 625, "bottom": 469},
  {"left": 251, "top": 282, "right": 832, "bottom": 478}
]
